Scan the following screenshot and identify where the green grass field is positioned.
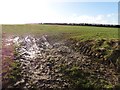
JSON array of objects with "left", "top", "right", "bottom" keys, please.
[{"left": 2, "top": 24, "right": 119, "bottom": 41}]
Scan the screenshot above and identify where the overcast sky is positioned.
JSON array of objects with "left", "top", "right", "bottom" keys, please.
[{"left": 0, "top": 0, "right": 118, "bottom": 24}]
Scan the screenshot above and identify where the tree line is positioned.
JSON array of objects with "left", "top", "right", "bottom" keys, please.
[{"left": 40, "top": 23, "right": 119, "bottom": 28}]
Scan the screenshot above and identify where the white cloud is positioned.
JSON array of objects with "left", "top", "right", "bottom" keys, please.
[
  {"left": 72, "top": 14, "right": 117, "bottom": 24},
  {"left": 44, "top": 14, "right": 117, "bottom": 25},
  {"left": 107, "top": 13, "right": 116, "bottom": 17}
]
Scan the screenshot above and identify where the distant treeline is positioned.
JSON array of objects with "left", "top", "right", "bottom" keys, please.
[{"left": 40, "top": 23, "right": 119, "bottom": 28}]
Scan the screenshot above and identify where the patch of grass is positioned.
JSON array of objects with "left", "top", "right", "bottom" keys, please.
[
  {"left": 61, "top": 66, "right": 114, "bottom": 89},
  {"left": 2, "top": 24, "right": 118, "bottom": 40},
  {"left": 7, "top": 61, "right": 22, "bottom": 87}
]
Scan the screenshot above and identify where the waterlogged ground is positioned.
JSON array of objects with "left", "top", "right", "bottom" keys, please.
[{"left": 2, "top": 33, "right": 120, "bottom": 89}]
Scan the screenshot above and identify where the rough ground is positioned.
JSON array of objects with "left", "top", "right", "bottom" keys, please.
[{"left": 3, "top": 35, "right": 120, "bottom": 89}]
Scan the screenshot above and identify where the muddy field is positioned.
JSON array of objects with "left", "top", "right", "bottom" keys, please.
[
  {"left": 1, "top": 24, "right": 120, "bottom": 89},
  {"left": 1, "top": 33, "right": 120, "bottom": 89}
]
